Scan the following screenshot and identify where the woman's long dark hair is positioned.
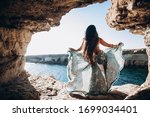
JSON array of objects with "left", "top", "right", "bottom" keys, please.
[{"left": 83, "top": 25, "right": 99, "bottom": 63}]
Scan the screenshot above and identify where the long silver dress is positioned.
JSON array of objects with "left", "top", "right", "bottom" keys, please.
[{"left": 66, "top": 44, "right": 124, "bottom": 95}]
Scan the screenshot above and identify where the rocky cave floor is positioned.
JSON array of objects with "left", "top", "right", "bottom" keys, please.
[{"left": 0, "top": 71, "right": 150, "bottom": 100}]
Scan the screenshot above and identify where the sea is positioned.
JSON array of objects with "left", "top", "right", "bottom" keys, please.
[{"left": 25, "top": 63, "right": 148, "bottom": 86}]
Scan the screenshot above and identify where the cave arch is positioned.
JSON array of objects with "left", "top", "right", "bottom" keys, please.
[{"left": 0, "top": 0, "right": 150, "bottom": 99}]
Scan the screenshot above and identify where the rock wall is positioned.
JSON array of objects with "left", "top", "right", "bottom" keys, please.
[
  {"left": 106, "top": 0, "right": 150, "bottom": 98},
  {"left": 106, "top": 0, "right": 150, "bottom": 35},
  {"left": 0, "top": 28, "right": 32, "bottom": 83},
  {"left": 143, "top": 26, "right": 150, "bottom": 86}
]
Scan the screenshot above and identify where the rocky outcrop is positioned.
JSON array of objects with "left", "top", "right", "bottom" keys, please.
[
  {"left": 0, "top": 0, "right": 105, "bottom": 32},
  {"left": 0, "top": 72, "right": 139, "bottom": 100},
  {"left": 0, "top": 71, "right": 76, "bottom": 100},
  {"left": 1, "top": 72, "right": 149, "bottom": 100},
  {"left": 143, "top": 26, "right": 150, "bottom": 86},
  {"left": 0, "top": 71, "right": 39, "bottom": 100},
  {"left": 106, "top": 0, "right": 150, "bottom": 35},
  {"left": 125, "top": 86, "right": 150, "bottom": 100},
  {"left": 106, "top": 0, "right": 150, "bottom": 99}
]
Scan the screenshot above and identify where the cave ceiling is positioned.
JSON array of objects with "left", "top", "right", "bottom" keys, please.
[{"left": 0, "top": 0, "right": 149, "bottom": 34}]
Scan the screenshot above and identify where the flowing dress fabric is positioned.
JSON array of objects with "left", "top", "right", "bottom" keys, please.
[{"left": 66, "top": 45, "right": 124, "bottom": 94}]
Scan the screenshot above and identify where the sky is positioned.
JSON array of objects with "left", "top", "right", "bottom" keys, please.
[{"left": 26, "top": 1, "right": 145, "bottom": 55}]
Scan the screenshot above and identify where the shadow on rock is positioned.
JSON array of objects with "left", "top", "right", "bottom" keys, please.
[
  {"left": 125, "top": 87, "right": 150, "bottom": 100},
  {"left": 69, "top": 90, "right": 127, "bottom": 100},
  {"left": 0, "top": 71, "right": 40, "bottom": 100}
]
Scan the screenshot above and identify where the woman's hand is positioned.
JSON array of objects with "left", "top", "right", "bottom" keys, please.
[
  {"left": 68, "top": 48, "right": 77, "bottom": 51},
  {"left": 112, "top": 42, "right": 124, "bottom": 48},
  {"left": 118, "top": 42, "right": 124, "bottom": 47},
  {"left": 112, "top": 44, "right": 119, "bottom": 48}
]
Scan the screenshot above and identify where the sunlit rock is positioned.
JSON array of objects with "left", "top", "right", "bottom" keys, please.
[{"left": 106, "top": 0, "right": 150, "bottom": 35}]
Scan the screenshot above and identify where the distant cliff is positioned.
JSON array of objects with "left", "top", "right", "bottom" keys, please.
[
  {"left": 26, "top": 54, "right": 68, "bottom": 65},
  {"left": 25, "top": 48, "right": 148, "bottom": 67},
  {"left": 123, "top": 48, "right": 147, "bottom": 67}
]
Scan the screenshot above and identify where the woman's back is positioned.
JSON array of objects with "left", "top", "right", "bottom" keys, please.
[{"left": 66, "top": 25, "right": 124, "bottom": 95}]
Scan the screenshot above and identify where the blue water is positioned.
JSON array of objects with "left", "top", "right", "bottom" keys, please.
[
  {"left": 25, "top": 63, "right": 68, "bottom": 82},
  {"left": 114, "top": 67, "right": 148, "bottom": 85},
  {"left": 25, "top": 63, "right": 148, "bottom": 85}
]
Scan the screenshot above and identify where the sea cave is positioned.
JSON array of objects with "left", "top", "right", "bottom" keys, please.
[{"left": 0, "top": 0, "right": 150, "bottom": 100}]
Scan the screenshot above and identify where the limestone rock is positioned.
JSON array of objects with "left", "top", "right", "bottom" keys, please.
[
  {"left": 125, "top": 86, "right": 150, "bottom": 100},
  {"left": 0, "top": 0, "right": 106, "bottom": 32},
  {"left": 110, "top": 84, "right": 140, "bottom": 96},
  {"left": 106, "top": 0, "right": 150, "bottom": 35},
  {"left": 143, "top": 26, "right": 150, "bottom": 86},
  {"left": 68, "top": 84, "right": 140, "bottom": 100},
  {"left": 0, "top": 72, "right": 149, "bottom": 100},
  {"left": 0, "top": 71, "right": 40, "bottom": 100},
  {"left": 0, "top": 28, "right": 32, "bottom": 83}
]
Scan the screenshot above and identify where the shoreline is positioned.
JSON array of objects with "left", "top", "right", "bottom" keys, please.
[
  {"left": 0, "top": 71, "right": 148, "bottom": 100},
  {"left": 25, "top": 48, "right": 148, "bottom": 67}
]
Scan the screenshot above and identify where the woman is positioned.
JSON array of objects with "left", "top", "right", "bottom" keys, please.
[
  {"left": 69, "top": 25, "right": 119, "bottom": 64},
  {"left": 66, "top": 25, "right": 124, "bottom": 95}
]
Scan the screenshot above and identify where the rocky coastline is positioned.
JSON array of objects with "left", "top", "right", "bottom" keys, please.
[
  {"left": 26, "top": 54, "right": 68, "bottom": 65},
  {"left": 26, "top": 48, "right": 148, "bottom": 67},
  {"left": 1, "top": 71, "right": 150, "bottom": 100}
]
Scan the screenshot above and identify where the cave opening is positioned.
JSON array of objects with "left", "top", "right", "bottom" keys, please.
[
  {"left": 25, "top": 2, "right": 148, "bottom": 86},
  {"left": 0, "top": 0, "right": 149, "bottom": 100}
]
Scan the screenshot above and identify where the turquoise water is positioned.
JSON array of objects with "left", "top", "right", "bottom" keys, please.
[
  {"left": 114, "top": 67, "right": 148, "bottom": 85},
  {"left": 25, "top": 63, "right": 148, "bottom": 85},
  {"left": 25, "top": 63, "right": 68, "bottom": 82}
]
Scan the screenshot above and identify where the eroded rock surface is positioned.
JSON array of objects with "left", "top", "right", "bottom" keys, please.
[
  {"left": 0, "top": 0, "right": 106, "bottom": 32},
  {"left": 0, "top": 71, "right": 40, "bottom": 100},
  {"left": 143, "top": 26, "right": 150, "bottom": 86},
  {"left": 106, "top": 0, "right": 150, "bottom": 35},
  {"left": 0, "top": 28, "right": 32, "bottom": 83},
  {"left": 0, "top": 71, "right": 149, "bottom": 100}
]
